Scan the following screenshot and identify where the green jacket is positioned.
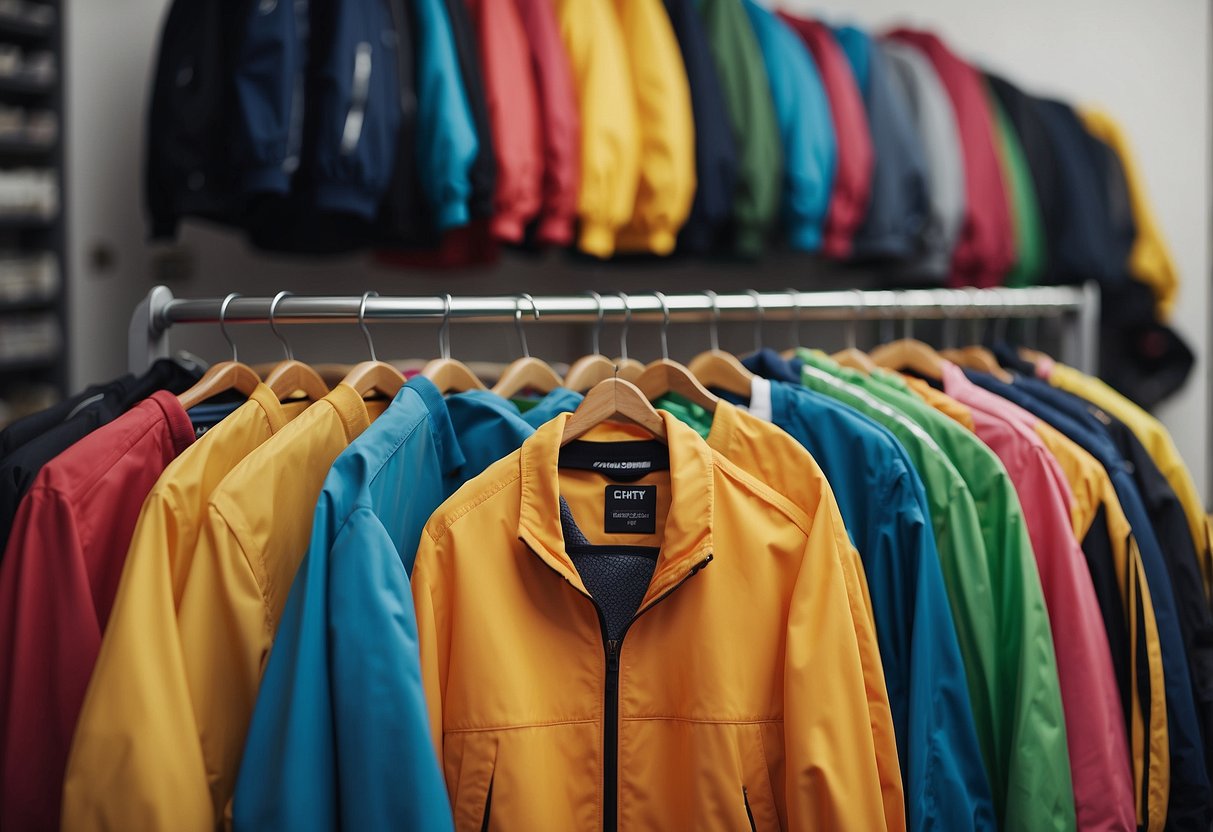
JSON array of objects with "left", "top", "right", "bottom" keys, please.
[
  {"left": 797, "top": 351, "right": 1076, "bottom": 832},
  {"left": 987, "top": 88, "right": 1045, "bottom": 287},
  {"left": 698, "top": 0, "right": 782, "bottom": 257}
]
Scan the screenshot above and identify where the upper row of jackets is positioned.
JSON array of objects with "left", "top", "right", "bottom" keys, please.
[{"left": 146, "top": 0, "right": 1177, "bottom": 318}]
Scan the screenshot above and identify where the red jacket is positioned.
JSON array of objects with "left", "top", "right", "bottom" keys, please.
[
  {"left": 778, "top": 14, "right": 873, "bottom": 258},
  {"left": 512, "top": 0, "right": 580, "bottom": 245},
  {"left": 466, "top": 0, "right": 543, "bottom": 243},
  {"left": 0, "top": 390, "right": 194, "bottom": 831},
  {"left": 886, "top": 29, "right": 1013, "bottom": 287}
]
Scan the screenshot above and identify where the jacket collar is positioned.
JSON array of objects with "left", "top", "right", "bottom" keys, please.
[
  {"left": 518, "top": 411, "right": 714, "bottom": 605},
  {"left": 405, "top": 376, "right": 467, "bottom": 477}
]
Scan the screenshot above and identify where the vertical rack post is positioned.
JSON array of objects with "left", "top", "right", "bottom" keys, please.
[{"left": 128, "top": 285, "right": 174, "bottom": 373}]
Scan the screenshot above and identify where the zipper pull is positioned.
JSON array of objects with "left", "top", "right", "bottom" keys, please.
[{"left": 606, "top": 640, "right": 620, "bottom": 682}]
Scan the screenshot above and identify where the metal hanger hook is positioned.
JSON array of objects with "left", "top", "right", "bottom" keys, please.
[
  {"left": 847, "top": 289, "right": 865, "bottom": 351},
  {"left": 269, "top": 291, "right": 293, "bottom": 360},
  {"left": 438, "top": 294, "right": 453, "bottom": 360},
  {"left": 747, "top": 290, "right": 764, "bottom": 353},
  {"left": 941, "top": 289, "right": 963, "bottom": 350},
  {"left": 899, "top": 291, "right": 915, "bottom": 340},
  {"left": 786, "top": 288, "right": 802, "bottom": 349},
  {"left": 219, "top": 293, "right": 241, "bottom": 363},
  {"left": 704, "top": 290, "right": 721, "bottom": 352},
  {"left": 616, "top": 292, "right": 632, "bottom": 362},
  {"left": 654, "top": 292, "right": 671, "bottom": 361},
  {"left": 359, "top": 291, "right": 379, "bottom": 362},
  {"left": 585, "top": 290, "right": 604, "bottom": 356},
  {"left": 513, "top": 293, "right": 539, "bottom": 359}
]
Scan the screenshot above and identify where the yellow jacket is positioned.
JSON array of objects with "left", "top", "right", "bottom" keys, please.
[
  {"left": 63, "top": 385, "right": 381, "bottom": 831},
  {"left": 413, "top": 411, "right": 891, "bottom": 830},
  {"left": 1048, "top": 360, "right": 1211, "bottom": 605},
  {"left": 1080, "top": 109, "right": 1178, "bottom": 320},
  {"left": 613, "top": 0, "right": 696, "bottom": 255},
  {"left": 554, "top": 0, "right": 639, "bottom": 258}
]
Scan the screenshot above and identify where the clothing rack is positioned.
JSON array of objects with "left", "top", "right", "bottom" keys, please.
[{"left": 129, "top": 282, "right": 1101, "bottom": 375}]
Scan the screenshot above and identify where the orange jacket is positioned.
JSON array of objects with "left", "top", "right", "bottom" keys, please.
[{"left": 413, "top": 412, "right": 891, "bottom": 829}]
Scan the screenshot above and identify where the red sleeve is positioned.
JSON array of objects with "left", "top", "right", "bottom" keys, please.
[
  {"left": 0, "top": 488, "right": 98, "bottom": 831},
  {"left": 886, "top": 29, "right": 1014, "bottom": 286},
  {"left": 467, "top": 0, "right": 544, "bottom": 243},
  {"left": 779, "top": 14, "right": 874, "bottom": 259},
  {"left": 512, "top": 0, "right": 580, "bottom": 246}
]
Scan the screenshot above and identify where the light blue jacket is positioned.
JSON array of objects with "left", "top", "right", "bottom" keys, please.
[
  {"left": 233, "top": 379, "right": 537, "bottom": 831},
  {"left": 740, "top": 0, "right": 836, "bottom": 251}
]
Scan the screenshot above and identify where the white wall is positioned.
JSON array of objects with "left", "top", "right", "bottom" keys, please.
[{"left": 67, "top": 0, "right": 1211, "bottom": 502}]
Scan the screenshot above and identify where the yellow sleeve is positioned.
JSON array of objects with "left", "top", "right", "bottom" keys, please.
[
  {"left": 62, "top": 491, "right": 214, "bottom": 832},
  {"left": 411, "top": 544, "right": 447, "bottom": 769},
  {"left": 614, "top": 0, "right": 696, "bottom": 255},
  {"left": 1080, "top": 109, "right": 1178, "bottom": 320},
  {"left": 554, "top": 0, "right": 639, "bottom": 258}
]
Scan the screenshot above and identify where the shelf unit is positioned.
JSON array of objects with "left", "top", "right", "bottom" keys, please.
[{"left": 0, "top": 0, "right": 65, "bottom": 425}]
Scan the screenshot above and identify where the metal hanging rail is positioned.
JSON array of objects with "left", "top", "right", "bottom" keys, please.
[{"left": 129, "top": 283, "right": 1101, "bottom": 374}]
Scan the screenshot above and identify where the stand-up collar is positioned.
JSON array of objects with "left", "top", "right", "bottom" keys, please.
[{"left": 518, "top": 411, "right": 714, "bottom": 605}]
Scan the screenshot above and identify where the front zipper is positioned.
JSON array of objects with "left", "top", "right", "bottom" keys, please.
[
  {"left": 340, "top": 41, "right": 372, "bottom": 154},
  {"left": 743, "top": 786, "right": 756, "bottom": 831},
  {"left": 595, "top": 554, "right": 713, "bottom": 832}
]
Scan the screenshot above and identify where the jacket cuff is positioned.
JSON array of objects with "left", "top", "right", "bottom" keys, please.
[
  {"left": 244, "top": 166, "right": 292, "bottom": 197},
  {"left": 490, "top": 211, "right": 526, "bottom": 244},
  {"left": 785, "top": 224, "right": 824, "bottom": 253},
  {"left": 314, "top": 182, "right": 379, "bottom": 220},
  {"left": 536, "top": 213, "right": 574, "bottom": 247},
  {"left": 733, "top": 224, "right": 766, "bottom": 260},
  {"left": 579, "top": 221, "right": 616, "bottom": 259},
  {"left": 435, "top": 199, "right": 471, "bottom": 232}
]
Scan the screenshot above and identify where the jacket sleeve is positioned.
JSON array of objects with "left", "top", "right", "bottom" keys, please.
[
  {"left": 614, "top": 0, "right": 695, "bottom": 255},
  {"left": 62, "top": 492, "right": 215, "bottom": 832},
  {"left": 234, "top": 0, "right": 303, "bottom": 197},
  {"left": 413, "top": 0, "right": 479, "bottom": 230},
  {"left": 783, "top": 506, "right": 889, "bottom": 830},
  {"left": 0, "top": 491, "right": 94, "bottom": 830},
  {"left": 411, "top": 538, "right": 448, "bottom": 771},
  {"left": 467, "top": 0, "right": 542, "bottom": 242},
  {"left": 554, "top": 0, "right": 639, "bottom": 259},
  {"left": 234, "top": 505, "right": 453, "bottom": 831},
  {"left": 309, "top": 0, "right": 403, "bottom": 219}
]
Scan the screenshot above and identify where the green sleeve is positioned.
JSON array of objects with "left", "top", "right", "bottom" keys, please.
[{"left": 987, "top": 87, "right": 1046, "bottom": 287}]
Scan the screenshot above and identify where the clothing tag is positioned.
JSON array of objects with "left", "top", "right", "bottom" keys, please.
[
  {"left": 558, "top": 440, "right": 669, "bottom": 483},
  {"left": 604, "top": 485, "right": 657, "bottom": 534}
]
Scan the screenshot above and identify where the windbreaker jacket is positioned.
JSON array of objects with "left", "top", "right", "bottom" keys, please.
[
  {"left": 933, "top": 364, "right": 1135, "bottom": 831},
  {"left": 663, "top": 0, "right": 736, "bottom": 253},
  {"left": 0, "top": 391, "right": 194, "bottom": 831},
  {"left": 880, "top": 40, "right": 964, "bottom": 282},
  {"left": 512, "top": 0, "right": 579, "bottom": 246},
  {"left": 1046, "top": 361, "right": 1211, "bottom": 603},
  {"left": 413, "top": 411, "right": 890, "bottom": 829},
  {"left": 835, "top": 27, "right": 930, "bottom": 261},
  {"left": 967, "top": 372, "right": 1213, "bottom": 829},
  {"left": 614, "top": 0, "right": 696, "bottom": 255},
  {"left": 466, "top": 0, "right": 541, "bottom": 242},
  {"left": 699, "top": 0, "right": 781, "bottom": 258},
  {"left": 1081, "top": 110, "right": 1179, "bottom": 319},
  {"left": 742, "top": 1, "right": 835, "bottom": 252},
  {"left": 988, "top": 90, "right": 1045, "bottom": 286},
  {"left": 674, "top": 358, "right": 997, "bottom": 831},
  {"left": 63, "top": 386, "right": 382, "bottom": 831},
  {"left": 780, "top": 14, "right": 872, "bottom": 259},
  {"left": 554, "top": 0, "right": 638, "bottom": 258},
  {"left": 887, "top": 30, "right": 1013, "bottom": 287},
  {"left": 800, "top": 352, "right": 1076, "bottom": 832}
]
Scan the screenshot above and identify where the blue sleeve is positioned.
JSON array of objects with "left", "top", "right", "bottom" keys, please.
[
  {"left": 234, "top": 501, "right": 454, "bottom": 831},
  {"left": 888, "top": 467, "right": 996, "bottom": 831},
  {"left": 412, "top": 0, "right": 477, "bottom": 230},
  {"left": 235, "top": 0, "right": 304, "bottom": 196}
]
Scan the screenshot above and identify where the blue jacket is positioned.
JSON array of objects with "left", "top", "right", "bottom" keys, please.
[
  {"left": 664, "top": 0, "right": 738, "bottom": 253},
  {"left": 966, "top": 371, "right": 1213, "bottom": 828},
  {"left": 235, "top": 0, "right": 403, "bottom": 219},
  {"left": 742, "top": 1, "right": 835, "bottom": 251},
  {"left": 743, "top": 350, "right": 994, "bottom": 830},
  {"left": 834, "top": 26, "right": 930, "bottom": 260},
  {"left": 233, "top": 379, "right": 537, "bottom": 831}
]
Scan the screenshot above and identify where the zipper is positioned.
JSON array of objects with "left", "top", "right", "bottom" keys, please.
[
  {"left": 480, "top": 775, "right": 493, "bottom": 832},
  {"left": 597, "top": 554, "right": 713, "bottom": 832},
  {"left": 743, "top": 786, "right": 756, "bottom": 831},
  {"left": 340, "top": 42, "right": 372, "bottom": 154}
]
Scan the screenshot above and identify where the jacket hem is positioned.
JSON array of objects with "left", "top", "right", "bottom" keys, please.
[{"left": 314, "top": 182, "right": 380, "bottom": 221}]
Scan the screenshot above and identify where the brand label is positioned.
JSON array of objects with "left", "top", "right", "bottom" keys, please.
[
  {"left": 558, "top": 440, "right": 669, "bottom": 483},
  {"left": 604, "top": 484, "right": 657, "bottom": 534}
]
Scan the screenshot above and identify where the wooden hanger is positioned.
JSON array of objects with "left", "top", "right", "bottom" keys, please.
[
  {"left": 564, "top": 290, "right": 619, "bottom": 393},
  {"left": 561, "top": 378, "right": 667, "bottom": 445},
  {"left": 869, "top": 338, "right": 946, "bottom": 380},
  {"left": 177, "top": 293, "right": 263, "bottom": 411},
  {"left": 493, "top": 294, "right": 563, "bottom": 398},
  {"left": 687, "top": 290, "right": 752, "bottom": 397},
  {"left": 633, "top": 292, "right": 719, "bottom": 411},
  {"left": 944, "top": 345, "right": 1013, "bottom": 383},
  {"left": 422, "top": 294, "right": 487, "bottom": 394},
  {"left": 262, "top": 291, "right": 329, "bottom": 402},
  {"left": 339, "top": 291, "right": 403, "bottom": 399},
  {"left": 830, "top": 289, "right": 877, "bottom": 373}
]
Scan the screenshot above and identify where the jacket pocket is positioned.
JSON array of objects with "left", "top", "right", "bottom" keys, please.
[
  {"left": 739, "top": 723, "right": 781, "bottom": 831},
  {"left": 743, "top": 786, "right": 757, "bottom": 831},
  {"left": 448, "top": 732, "right": 498, "bottom": 832}
]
